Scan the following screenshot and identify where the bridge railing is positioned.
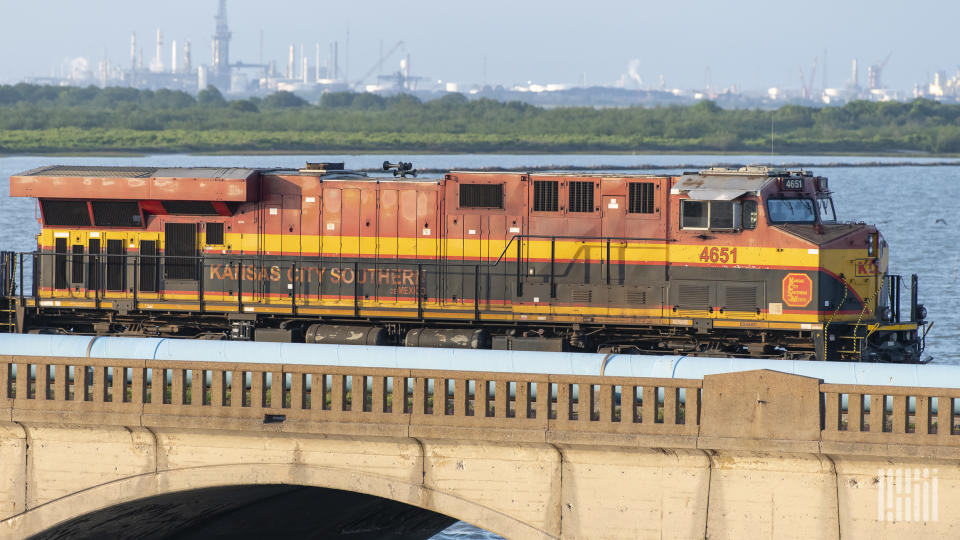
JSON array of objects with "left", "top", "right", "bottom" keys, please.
[
  {"left": 0, "top": 356, "right": 702, "bottom": 442},
  {"left": 821, "top": 383, "right": 960, "bottom": 450},
  {"left": 5, "top": 355, "right": 960, "bottom": 454}
]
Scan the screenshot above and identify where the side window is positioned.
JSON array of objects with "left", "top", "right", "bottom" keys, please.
[
  {"left": 533, "top": 180, "right": 559, "bottom": 212},
  {"left": 742, "top": 200, "right": 758, "bottom": 230},
  {"left": 709, "top": 201, "right": 736, "bottom": 229},
  {"left": 206, "top": 222, "right": 225, "bottom": 245},
  {"left": 681, "top": 200, "right": 708, "bottom": 229},
  {"left": 568, "top": 181, "right": 594, "bottom": 213},
  {"left": 628, "top": 182, "right": 655, "bottom": 214},
  {"left": 681, "top": 200, "right": 741, "bottom": 230}
]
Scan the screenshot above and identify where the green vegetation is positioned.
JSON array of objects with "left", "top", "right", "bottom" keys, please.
[{"left": 3, "top": 83, "right": 960, "bottom": 154}]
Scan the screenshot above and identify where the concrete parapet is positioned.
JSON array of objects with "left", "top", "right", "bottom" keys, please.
[{"left": 2, "top": 355, "right": 960, "bottom": 538}]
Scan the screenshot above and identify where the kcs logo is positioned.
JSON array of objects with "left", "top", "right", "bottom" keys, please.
[{"left": 853, "top": 258, "right": 878, "bottom": 277}]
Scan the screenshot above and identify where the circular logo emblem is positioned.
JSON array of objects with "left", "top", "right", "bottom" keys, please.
[{"left": 782, "top": 273, "right": 813, "bottom": 307}]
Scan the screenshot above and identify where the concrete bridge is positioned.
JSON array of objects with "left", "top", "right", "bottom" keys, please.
[{"left": 1, "top": 354, "right": 959, "bottom": 539}]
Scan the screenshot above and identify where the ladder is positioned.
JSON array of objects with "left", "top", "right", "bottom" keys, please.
[{"left": 0, "top": 252, "right": 16, "bottom": 333}]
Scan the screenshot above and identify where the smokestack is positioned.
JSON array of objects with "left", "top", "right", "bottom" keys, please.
[
  {"left": 130, "top": 33, "right": 136, "bottom": 71},
  {"left": 851, "top": 59, "right": 858, "bottom": 87},
  {"left": 288, "top": 44, "right": 295, "bottom": 79},
  {"left": 302, "top": 56, "right": 308, "bottom": 83},
  {"left": 171, "top": 40, "right": 178, "bottom": 73},
  {"left": 299, "top": 44, "right": 304, "bottom": 80},
  {"left": 138, "top": 48, "right": 143, "bottom": 71},
  {"left": 183, "top": 41, "right": 192, "bottom": 74},
  {"left": 154, "top": 28, "right": 164, "bottom": 72},
  {"left": 315, "top": 43, "right": 321, "bottom": 82}
]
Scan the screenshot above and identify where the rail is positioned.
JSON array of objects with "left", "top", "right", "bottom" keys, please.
[
  {"left": 0, "top": 234, "right": 668, "bottom": 314},
  {"left": 3, "top": 355, "right": 960, "bottom": 455}
]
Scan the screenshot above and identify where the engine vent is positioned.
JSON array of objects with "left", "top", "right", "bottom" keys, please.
[
  {"left": 725, "top": 286, "right": 759, "bottom": 312},
  {"left": 626, "top": 291, "right": 647, "bottom": 305},
  {"left": 533, "top": 181, "right": 558, "bottom": 212},
  {"left": 568, "top": 181, "right": 594, "bottom": 213},
  {"left": 628, "top": 182, "right": 655, "bottom": 214},
  {"left": 459, "top": 184, "right": 503, "bottom": 209},
  {"left": 571, "top": 290, "right": 593, "bottom": 303},
  {"left": 678, "top": 284, "right": 710, "bottom": 309}
]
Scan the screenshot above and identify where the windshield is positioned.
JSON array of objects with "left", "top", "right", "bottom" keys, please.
[
  {"left": 817, "top": 196, "right": 836, "bottom": 222},
  {"left": 767, "top": 198, "right": 816, "bottom": 223}
]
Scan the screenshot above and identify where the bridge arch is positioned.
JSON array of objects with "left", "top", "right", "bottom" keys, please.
[{"left": 7, "top": 463, "right": 552, "bottom": 539}]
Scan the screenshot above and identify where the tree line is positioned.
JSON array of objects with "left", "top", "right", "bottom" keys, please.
[{"left": 2, "top": 83, "right": 960, "bottom": 154}]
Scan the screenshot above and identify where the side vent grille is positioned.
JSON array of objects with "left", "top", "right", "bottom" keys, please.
[
  {"left": 568, "top": 181, "right": 594, "bottom": 213},
  {"left": 725, "top": 286, "right": 759, "bottom": 312},
  {"left": 678, "top": 284, "right": 710, "bottom": 309},
  {"left": 628, "top": 182, "right": 655, "bottom": 214},
  {"left": 571, "top": 290, "right": 593, "bottom": 303},
  {"left": 459, "top": 184, "right": 504, "bottom": 209},
  {"left": 533, "top": 181, "right": 559, "bottom": 212},
  {"left": 626, "top": 291, "right": 647, "bottom": 305}
]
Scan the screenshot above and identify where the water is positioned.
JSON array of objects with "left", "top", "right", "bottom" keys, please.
[{"left": 1, "top": 153, "right": 956, "bottom": 538}]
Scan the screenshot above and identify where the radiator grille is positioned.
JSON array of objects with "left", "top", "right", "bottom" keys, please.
[
  {"left": 106, "top": 239, "right": 125, "bottom": 292},
  {"left": 205, "top": 222, "right": 225, "bottom": 245},
  {"left": 92, "top": 201, "right": 141, "bottom": 227},
  {"left": 162, "top": 201, "right": 219, "bottom": 215},
  {"left": 164, "top": 223, "right": 197, "bottom": 280},
  {"left": 41, "top": 200, "right": 91, "bottom": 226},
  {"left": 139, "top": 240, "right": 158, "bottom": 292}
]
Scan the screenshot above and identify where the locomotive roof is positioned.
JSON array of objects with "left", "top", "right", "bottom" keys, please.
[{"left": 16, "top": 165, "right": 259, "bottom": 179}]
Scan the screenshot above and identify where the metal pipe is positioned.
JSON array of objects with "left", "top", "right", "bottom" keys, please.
[{"left": 2, "top": 335, "right": 959, "bottom": 412}]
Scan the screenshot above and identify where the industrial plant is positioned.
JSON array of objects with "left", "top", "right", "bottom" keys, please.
[{"left": 18, "top": 1, "right": 960, "bottom": 108}]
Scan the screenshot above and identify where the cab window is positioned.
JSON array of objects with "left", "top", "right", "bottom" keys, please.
[
  {"left": 742, "top": 200, "right": 758, "bottom": 229},
  {"left": 767, "top": 198, "right": 816, "bottom": 223},
  {"left": 817, "top": 196, "right": 836, "bottom": 222}
]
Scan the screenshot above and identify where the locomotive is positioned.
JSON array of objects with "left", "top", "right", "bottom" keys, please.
[{"left": 0, "top": 161, "right": 928, "bottom": 362}]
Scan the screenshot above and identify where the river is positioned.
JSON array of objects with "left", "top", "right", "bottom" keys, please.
[{"left": 1, "top": 153, "right": 957, "bottom": 538}]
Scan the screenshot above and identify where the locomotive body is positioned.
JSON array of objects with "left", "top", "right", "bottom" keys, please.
[{"left": 3, "top": 163, "right": 926, "bottom": 362}]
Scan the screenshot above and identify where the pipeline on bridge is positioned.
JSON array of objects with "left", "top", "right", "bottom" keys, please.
[{"left": 2, "top": 334, "right": 958, "bottom": 413}]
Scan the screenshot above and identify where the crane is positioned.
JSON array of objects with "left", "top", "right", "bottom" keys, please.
[
  {"left": 868, "top": 52, "right": 892, "bottom": 90},
  {"left": 353, "top": 41, "right": 404, "bottom": 89}
]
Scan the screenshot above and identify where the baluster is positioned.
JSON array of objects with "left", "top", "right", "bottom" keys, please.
[
  {"left": 938, "top": 397, "right": 952, "bottom": 439},
  {"left": 495, "top": 380, "right": 508, "bottom": 419},
  {"left": 171, "top": 369, "right": 185, "bottom": 406},
  {"left": 131, "top": 367, "right": 145, "bottom": 404},
  {"left": 824, "top": 392, "right": 839, "bottom": 431},
  {"left": 893, "top": 395, "right": 907, "bottom": 434},
  {"left": 290, "top": 372, "right": 304, "bottom": 410},
  {"left": 917, "top": 395, "right": 930, "bottom": 435},
  {"left": 849, "top": 393, "right": 863, "bottom": 432},
  {"left": 211, "top": 370, "right": 225, "bottom": 407},
  {"left": 557, "top": 382, "right": 571, "bottom": 422},
  {"left": 271, "top": 370, "right": 284, "bottom": 410},
  {"left": 191, "top": 369, "right": 204, "bottom": 407},
  {"left": 641, "top": 386, "right": 656, "bottom": 424},
  {"left": 371, "top": 375, "right": 385, "bottom": 414},
  {"left": 112, "top": 366, "right": 125, "bottom": 404}
]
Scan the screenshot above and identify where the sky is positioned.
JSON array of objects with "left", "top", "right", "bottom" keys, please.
[{"left": 0, "top": 0, "right": 956, "bottom": 92}]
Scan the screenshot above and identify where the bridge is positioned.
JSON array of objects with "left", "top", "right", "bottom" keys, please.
[{"left": 1, "top": 352, "right": 959, "bottom": 539}]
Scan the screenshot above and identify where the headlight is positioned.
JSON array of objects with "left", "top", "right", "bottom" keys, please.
[
  {"left": 881, "top": 307, "right": 893, "bottom": 322},
  {"left": 867, "top": 234, "right": 875, "bottom": 257},
  {"left": 917, "top": 304, "right": 927, "bottom": 321}
]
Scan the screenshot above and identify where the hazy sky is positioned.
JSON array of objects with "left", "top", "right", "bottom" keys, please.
[{"left": 0, "top": 0, "right": 956, "bottom": 92}]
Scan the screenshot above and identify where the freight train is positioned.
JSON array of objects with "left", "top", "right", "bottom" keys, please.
[{"left": 0, "top": 161, "right": 929, "bottom": 362}]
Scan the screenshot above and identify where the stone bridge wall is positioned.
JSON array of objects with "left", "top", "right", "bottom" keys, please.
[{"left": 1, "top": 356, "right": 959, "bottom": 538}]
